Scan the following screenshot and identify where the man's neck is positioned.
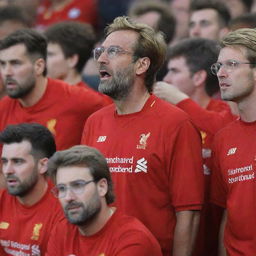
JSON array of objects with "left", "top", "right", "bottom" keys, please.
[
  {"left": 18, "top": 77, "right": 48, "bottom": 107},
  {"left": 190, "top": 88, "right": 211, "bottom": 109},
  {"left": 79, "top": 206, "right": 115, "bottom": 236},
  {"left": 237, "top": 92, "right": 256, "bottom": 122},
  {"left": 63, "top": 70, "right": 82, "bottom": 86},
  {"left": 114, "top": 83, "right": 150, "bottom": 115}
]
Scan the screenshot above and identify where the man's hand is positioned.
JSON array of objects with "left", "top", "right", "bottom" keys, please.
[{"left": 153, "top": 82, "right": 189, "bottom": 104}]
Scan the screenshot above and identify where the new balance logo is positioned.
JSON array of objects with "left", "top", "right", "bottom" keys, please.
[
  {"left": 135, "top": 158, "right": 147, "bottom": 173},
  {"left": 97, "top": 136, "right": 107, "bottom": 142},
  {"left": 227, "top": 147, "right": 237, "bottom": 156}
]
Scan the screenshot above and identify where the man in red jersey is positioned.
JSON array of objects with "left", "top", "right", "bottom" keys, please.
[
  {"left": 44, "top": 21, "right": 112, "bottom": 104},
  {"left": 0, "top": 28, "right": 106, "bottom": 151},
  {"left": 0, "top": 123, "right": 63, "bottom": 255},
  {"left": 81, "top": 16, "right": 204, "bottom": 256},
  {"left": 154, "top": 37, "right": 236, "bottom": 256},
  {"left": 46, "top": 145, "right": 162, "bottom": 256},
  {"left": 45, "top": 21, "right": 96, "bottom": 88},
  {"left": 210, "top": 28, "right": 256, "bottom": 256}
]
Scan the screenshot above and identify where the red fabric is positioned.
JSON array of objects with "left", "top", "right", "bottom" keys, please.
[
  {"left": 46, "top": 209, "right": 162, "bottom": 256},
  {"left": 0, "top": 181, "right": 63, "bottom": 256},
  {"left": 0, "top": 78, "right": 106, "bottom": 150},
  {"left": 76, "top": 81, "right": 113, "bottom": 105},
  {"left": 36, "top": 0, "right": 98, "bottom": 31},
  {"left": 211, "top": 119, "right": 256, "bottom": 256},
  {"left": 178, "top": 98, "right": 235, "bottom": 256},
  {"left": 177, "top": 98, "right": 236, "bottom": 135},
  {"left": 81, "top": 94, "right": 204, "bottom": 256}
]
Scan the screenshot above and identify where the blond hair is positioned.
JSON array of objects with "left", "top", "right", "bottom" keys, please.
[
  {"left": 106, "top": 16, "right": 167, "bottom": 92},
  {"left": 221, "top": 28, "right": 256, "bottom": 65}
]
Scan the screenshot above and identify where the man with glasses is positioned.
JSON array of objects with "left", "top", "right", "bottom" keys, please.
[
  {"left": 0, "top": 123, "right": 63, "bottom": 255},
  {"left": 81, "top": 16, "right": 204, "bottom": 256},
  {"left": 210, "top": 28, "right": 256, "bottom": 255},
  {"left": 46, "top": 145, "right": 162, "bottom": 255}
]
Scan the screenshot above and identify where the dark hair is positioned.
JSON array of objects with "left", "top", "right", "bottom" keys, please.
[
  {"left": 229, "top": 12, "right": 256, "bottom": 31},
  {"left": 45, "top": 21, "right": 96, "bottom": 73},
  {"left": 0, "top": 28, "right": 47, "bottom": 76},
  {"left": 240, "top": 0, "right": 254, "bottom": 12},
  {"left": 0, "top": 123, "right": 56, "bottom": 159},
  {"left": 128, "top": 0, "right": 176, "bottom": 44},
  {"left": 190, "top": 1, "right": 231, "bottom": 27},
  {"left": 0, "top": 5, "right": 31, "bottom": 27},
  {"left": 48, "top": 145, "right": 115, "bottom": 205},
  {"left": 168, "top": 37, "right": 220, "bottom": 96}
]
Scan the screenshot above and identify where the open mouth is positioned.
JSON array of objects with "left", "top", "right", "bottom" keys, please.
[
  {"left": 6, "top": 179, "right": 19, "bottom": 186},
  {"left": 99, "top": 70, "right": 111, "bottom": 80}
]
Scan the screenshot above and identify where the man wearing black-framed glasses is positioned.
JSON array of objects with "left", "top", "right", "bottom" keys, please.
[
  {"left": 46, "top": 145, "right": 162, "bottom": 256},
  {"left": 210, "top": 28, "right": 256, "bottom": 256}
]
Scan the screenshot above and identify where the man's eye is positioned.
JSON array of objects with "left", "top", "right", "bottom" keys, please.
[
  {"left": 227, "top": 61, "right": 238, "bottom": 67},
  {"left": 108, "top": 47, "right": 117, "bottom": 56},
  {"left": 58, "top": 186, "right": 66, "bottom": 193},
  {"left": 72, "top": 181, "right": 84, "bottom": 189}
]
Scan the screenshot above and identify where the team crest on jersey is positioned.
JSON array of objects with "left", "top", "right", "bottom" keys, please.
[
  {"left": 0, "top": 222, "right": 9, "bottom": 229},
  {"left": 31, "top": 223, "right": 43, "bottom": 241},
  {"left": 200, "top": 131, "right": 207, "bottom": 145},
  {"left": 47, "top": 119, "right": 57, "bottom": 135},
  {"left": 137, "top": 132, "right": 150, "bottom": 149}
]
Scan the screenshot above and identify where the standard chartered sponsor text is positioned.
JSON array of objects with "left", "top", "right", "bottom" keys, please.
[
  {"left": 228, "top": 164, "right": 253, "bottom": 175},
  {"left": 228, "top": 164, "right": 255, "bottom": 184},
  {"left": 106, "top": 157, "right": 134, "bottom": 172},
  {"left": 106, "top": 156, "right": 134, "bottom": 164}
]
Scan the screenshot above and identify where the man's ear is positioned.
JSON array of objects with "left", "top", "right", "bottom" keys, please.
[
  {"left": 192, "top": 70, "right": 207, "bottom": 88},
  {"left": 38, "top": 158, "right": 48, "bottom": 175},
  {"left": 34, "top": 58, "right": 46, "bottom": 76},
  {"left": 97, "top": 178, "right": 108, "bottom": 197},
  {"left": 135, "top": 57, "right": 151, "bottom": 75},
  {"left": 67, "top": 54, "right": 79, "bottom": 69},
  {"left": 219, "top": 27, "right": 230, "bottom": 40}
]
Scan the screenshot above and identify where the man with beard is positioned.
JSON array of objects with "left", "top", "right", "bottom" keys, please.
[
  {"left": 0, "top": 123, "right": 63, "bottom": 255},
  {"left": 46, "top": 145, "right": 162, "bottom": 255},
  {"left": 0, "top": 28, "right": 106, "bottom": 152},
  {"left": 81, "top": 16, "right": 204, "bottom": 256}
]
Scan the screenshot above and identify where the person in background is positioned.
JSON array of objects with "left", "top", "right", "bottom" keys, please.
[
  {"left": 224, "top": 0, "right": 253, "bottom": 18},
  {"left": 46, "top": 145, "right": 162, "bottom": 255},
  {"left": 45, "top": 21, "right": 112, "bottom": 103},
  {"left": 128, "top": 0, "right": 176, "bottom": 45},
  {"left": 45, "top": 21, "right": 95, "bottom": 87},
  {"left": 81, "top": 16, "right": 204, "bottom": 256},
  {"left": 0, "top": 123, "right": 63, "bottom": 255},
  {"left": 154, "top": 37, "right": 235, "bottom": 256},
  {"left": 35, "top": 0, "right": 98, "bottom": 31},
  {"left": 228, "top": 12, "right": 256, "bottom": 31},
  {"left": 189, "top": 0, "right": 231, "bottom": 41}
]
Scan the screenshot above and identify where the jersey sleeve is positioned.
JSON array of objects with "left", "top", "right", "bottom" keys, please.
[
  {"left": 168, "top": 119, "right": 204, "bottom": 211},
  {"left": 177, "top": 98, "right": 235, "bottom": 134}
]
